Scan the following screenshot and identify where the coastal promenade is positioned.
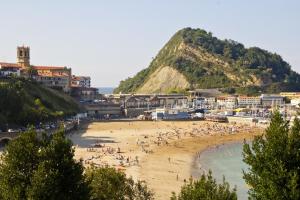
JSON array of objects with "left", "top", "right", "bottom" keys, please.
[{"left": 0, "top": 121, "right": 78, "bottom": 146}]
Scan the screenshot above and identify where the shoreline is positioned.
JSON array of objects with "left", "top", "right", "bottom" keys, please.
[
  {"left": 191, "top": 140, "right": 244, "bottom": 177},
  {"left": 138, "top": 131, "right": 262, "bottom": 199},
  {"left": 69, "top": 120, "right": 263, "bottom": 200}
]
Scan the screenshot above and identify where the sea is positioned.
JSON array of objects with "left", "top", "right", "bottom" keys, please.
[
  {"left": 97, "top": 87, "right": 115, "bottom": 94},
  {"left": 192, "top": 142, "right": 249, "bottom": 200}
]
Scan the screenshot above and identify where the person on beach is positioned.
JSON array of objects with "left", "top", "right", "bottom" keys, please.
[{"left": 135, "top": 156, "right": 139, "bottom": 165}]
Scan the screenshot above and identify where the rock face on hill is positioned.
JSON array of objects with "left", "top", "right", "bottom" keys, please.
[
  {"left": 136, "top": 66, "right": 190, "bottom": 93},
  {"left": 114, "top": 28, "right": 300, "bottom": 94}
]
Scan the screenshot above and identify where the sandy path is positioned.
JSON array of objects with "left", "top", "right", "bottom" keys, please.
[{"left": 69, "top": 120, "right": 263, "bottom": 200}]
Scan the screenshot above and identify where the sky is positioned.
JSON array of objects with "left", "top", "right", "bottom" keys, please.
[{"left": 0, "top": 0, "right": 299, "bottom": 87}]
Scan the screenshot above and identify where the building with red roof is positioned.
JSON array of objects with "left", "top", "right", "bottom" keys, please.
[
  {"left": 0, "top": 46, "right": 72, "bottom": 92},
  {"left": 0, "top": 62, "right": 23, "bottom": 76}
]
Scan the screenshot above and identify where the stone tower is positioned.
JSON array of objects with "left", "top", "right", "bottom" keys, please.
[{"left": 17, "top": 46, "right": 30, "bottom": 68}]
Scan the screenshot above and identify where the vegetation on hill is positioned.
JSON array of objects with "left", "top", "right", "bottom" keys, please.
[
  {"left": 0, "top": 77, "right": 79, "bottom": 128},
  {"left": 115, "top": 28, "right": 300, "bottom": 94}
]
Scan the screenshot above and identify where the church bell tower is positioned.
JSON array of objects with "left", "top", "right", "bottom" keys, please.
[{"left": 17, "top": 46, "right": 30, "bottom": 68}]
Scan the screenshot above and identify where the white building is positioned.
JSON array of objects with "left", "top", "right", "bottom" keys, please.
[
  {"left": 217, "top": 96, "right": 237, "bottom": 109},
  {"left": 205, "top": 97, "right": 216, "bottom": 104},
  {"left": 238, "top": 96, "right": 261, "bottom": 106},
  {"left": 291, "top": 98, "right": 300, "bottom": 107},
  {"left": 193, "top": 97, "right": 206, "bottom": 108},
  {"left": 72, "top": 75, "right": 91, "bottom": 88},
  {"left": 0, "top": 62, "right": 22, "bottom": 77},
  {"left": 191, "top": 97, "right": 216, "bottom": 109}
]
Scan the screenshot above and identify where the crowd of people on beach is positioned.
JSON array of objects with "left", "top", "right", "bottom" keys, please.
[{"left": 76, "top": 121, "right": 259, "bottom": 171}]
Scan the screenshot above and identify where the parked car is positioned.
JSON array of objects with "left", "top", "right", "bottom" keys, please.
[
  {"left": 44, "top": 125, "right": 51, "bottom": 130},
  {"left": 8, "top": 129, "right": 20, "bottom": 133},
  {"left": 258, "top": 119, "right": 269, "bottom": 124}
]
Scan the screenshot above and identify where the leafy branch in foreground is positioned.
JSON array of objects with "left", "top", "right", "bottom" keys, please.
[
  {"left": 171, "top": 170, "right": 237, "bottom": 200},
  {"left": 86, "top": 166, "right": 154, "bottom": 200}
]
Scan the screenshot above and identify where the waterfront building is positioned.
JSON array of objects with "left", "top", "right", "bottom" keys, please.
[
  {"left": 261, "top": 94, "right": 284, "bottom": 107},
  {"left": 158, "top": 94, "right": 188, "bottom": 108},
  {"left": 71, "top": 87, "right": 99, "bottom": 101},
  {"left": 110, "top": 94, "right": 188, "bottom": 117},
  {"left": 237, "top": 96, "right": 261, "bottom": 107},
  {"left": 123, "top": 95, "right": 158, "bottom": 117},
  {"left": 84, "top": 102, "right": 121, "bottom": 118},
  {"left": 280, "top": 92, "right": 300, "bottom": 100},
  {"left": 71, "top": 75, "right": 91, "bottom": 88},
  {"left": 193, "top": 97, "right": 206, "bottom": 108},
  {"left": 193, "top": 97, "right": 216, "bottom": 109},
  {"left": 217, "top": 96, "right": 237, "bottom": 109},
  {"left": 151, "top": 107, "right": 189, "bottom": 120},
  {"left": 291, "top": 98, "right": 300, "bottom": 107}
]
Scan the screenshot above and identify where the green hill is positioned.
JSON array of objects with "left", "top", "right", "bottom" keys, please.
[
  {"left": 0, "top": 77, "right": 79, "bottom": 127},
  {"left": 114, "top": 28, "right": 300, "bottom": 94}
]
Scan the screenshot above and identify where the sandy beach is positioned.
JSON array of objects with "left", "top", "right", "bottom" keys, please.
[{"left": 69, "top": 120, "right": 263, "bottom": 200}]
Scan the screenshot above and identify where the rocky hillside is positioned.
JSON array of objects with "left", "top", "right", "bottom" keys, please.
[{"left": 114, "top": 28, "right": 300, "bottom": 94}]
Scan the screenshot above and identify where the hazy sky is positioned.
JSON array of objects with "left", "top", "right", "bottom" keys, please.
[{"left": 0, "top": 0, "right": 299, "bottom": 87}]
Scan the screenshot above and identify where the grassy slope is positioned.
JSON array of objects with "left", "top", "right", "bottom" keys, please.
[{"left": 0, "top": 77, "right": 79, "bottom": 126}]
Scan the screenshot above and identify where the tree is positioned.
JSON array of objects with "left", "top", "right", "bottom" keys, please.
[
  {"left": 171, "top": 171, "right": 237, "bottom": 200},
  {"left": 26, "top": 65, "right": 38, "bottom": 79},
  {"left": 86, "top": 166, "right": 154, "bottom": 200},
  {"left": 27, "top": 130, "right": 90, "bottom": 200},
  {"left": 0, "top": 129, "right": 90, "bottom": 200},
  {"left": 243, "top": 111, "right": 300, "bottom": 199},
  {"left": 0, "top": 129, "right": 40, "bottom": 199}
]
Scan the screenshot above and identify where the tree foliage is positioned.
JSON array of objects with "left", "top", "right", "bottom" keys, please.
[
  {"left": 243, "top": 111, "right": 300, "bottom": 199},
  {"left": 86, "top": 166, "right": 154, "bottom": 200},
  {"left": 171, "top": 171, "right": 237, "bottom": 200},
  {"left": 0, "top": 129, "right": 90, "bottom": 200},
  {"left": 0, "top": 128, "right": 154, "bottom": 200}
]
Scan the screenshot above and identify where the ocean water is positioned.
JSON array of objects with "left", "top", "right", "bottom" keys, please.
[
  {"left": 97, "top": 87, "right": 115, "bottom": 94},
  {"left": 193, "top": 142, "right": 249, "bottom": 200}
]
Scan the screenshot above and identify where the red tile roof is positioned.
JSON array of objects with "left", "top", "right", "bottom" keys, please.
[
  {"left": 0, "top": 62, "right": 22, "bottom": 68},
  {"left": 33, "top": 66, "right": 66, "bottom": 70},
  {"left": 37, "top": 72, "right": 69, "bottom": 77}
]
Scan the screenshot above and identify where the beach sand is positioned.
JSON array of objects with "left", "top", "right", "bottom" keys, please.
[{"left": 69, "top": 120, "right": 263, "bottom": 200}]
